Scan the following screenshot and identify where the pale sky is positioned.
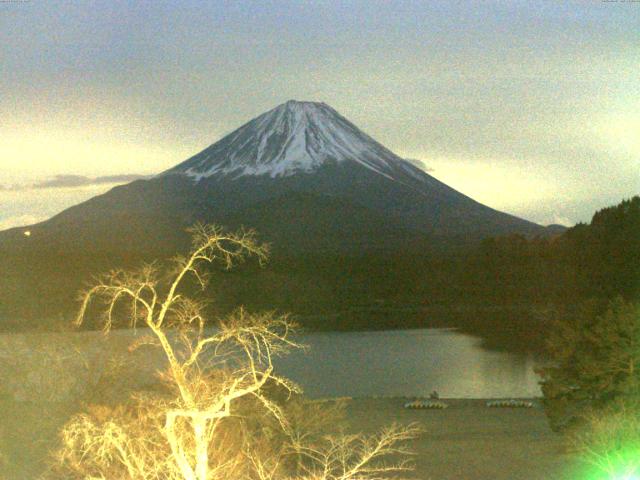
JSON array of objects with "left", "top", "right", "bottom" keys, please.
[{"left": 1, "top": 0, "right": 639, "bottom": 230}]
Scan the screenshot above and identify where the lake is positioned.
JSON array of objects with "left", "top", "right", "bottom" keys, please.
[
  {"left": 0, "top": 326, "right": 542, "bottom": 401},
  {"left": 277, "top": 328, "right": 541, "bottom": 398}
]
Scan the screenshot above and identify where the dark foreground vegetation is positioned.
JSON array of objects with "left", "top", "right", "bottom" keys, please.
[
  {"left": 0, "top": 197, "right": 638, "bottom": 479},
  {"left": 0, "top": 196, "right": 638, "bottom": 354},
  {"left": 532, "top": 197, "right": 640, "bottom": 478},
  {"left": 2, "top": 224, "right": 421, "bottom": 480}
]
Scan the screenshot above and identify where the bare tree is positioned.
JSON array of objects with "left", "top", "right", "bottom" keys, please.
[
  {"left": 252, "top": 420, "right": 421, "bottom": 480},
  {"left": 50, "top": 224, "right": 419, "bottom": 480}
]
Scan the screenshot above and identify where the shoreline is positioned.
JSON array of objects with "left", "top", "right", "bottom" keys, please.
[
  {"left": 1, "top": 396, "right": 581, "bottom": 480},
  {"left": 342, "top": 397, "right": 580, "bottom": 480}
]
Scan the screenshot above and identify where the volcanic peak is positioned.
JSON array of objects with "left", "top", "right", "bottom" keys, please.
[{"left": 164, "top": 100, "right": 411, "bottom": 181}]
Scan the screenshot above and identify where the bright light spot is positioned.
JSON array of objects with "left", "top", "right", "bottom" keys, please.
[
  {"left": 609, "top": 467, "right": 640, "bottom": 480},
  {"left": 23, "top": 230, "right": 31, "bottom": 237}
]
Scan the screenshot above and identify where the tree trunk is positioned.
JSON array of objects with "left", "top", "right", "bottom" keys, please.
[{"left": 193, "top": 416, "right": 209, "bottom": 480}]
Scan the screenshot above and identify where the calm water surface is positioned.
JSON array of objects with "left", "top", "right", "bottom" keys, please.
[
  {"left": 1, "top": 325, "right": 542, "bottom": 401},
  {"left": 276, "top": 328, "right": 541, "bottom": 398}
]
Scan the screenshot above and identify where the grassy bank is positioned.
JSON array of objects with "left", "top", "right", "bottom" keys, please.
[
  {"left": 344, "top": 398, "right": 581, "bottom": 480},
  {"left": 0, "top": 397, "right": 582, "bottom": 480}
]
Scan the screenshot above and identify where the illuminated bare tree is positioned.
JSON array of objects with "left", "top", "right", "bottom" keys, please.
[
  {"left": 252, "top": 420, "right": 421, "bottom": 480},
  {"left": 69, "top": 224, "right": 303, "bottom": 480},
  {"left": 51, "top": 224, "right": 419, "bottom": 480}
]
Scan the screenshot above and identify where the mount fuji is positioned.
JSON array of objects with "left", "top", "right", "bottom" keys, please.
[
  {"left": 154, "top": 99, "right": 545, "bottom": 244},
  {"left": 165, "top": 100, "right": 431, "bottom": 181},
  {"left": 0, "top": 100, "right": 553, "bottom": 322}
]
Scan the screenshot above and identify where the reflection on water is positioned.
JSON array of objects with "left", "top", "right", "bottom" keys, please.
[
  {"left": 276, "top": 328, "right": 541, "bottom": 398},
  {"left": 0, "top": 327, "right": 542, "bottom": 401}
]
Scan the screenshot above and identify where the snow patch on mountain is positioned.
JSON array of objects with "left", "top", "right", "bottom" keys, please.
[{"left": 165, "top": 100, "right": 422, "bottom": 183}]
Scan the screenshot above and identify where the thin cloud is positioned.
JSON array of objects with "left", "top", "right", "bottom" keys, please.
[
  {"left": 404, "top": 158, "right": 434, "bottom": 172},
  {"left": 0, "top": 174, "right": 151, "bottom": 191},
  {"left": 549, "top": 215, "right": 574, "bottom": 228},
  {"left": 34, "top": 174, "right": 151, "bottom": 189}
]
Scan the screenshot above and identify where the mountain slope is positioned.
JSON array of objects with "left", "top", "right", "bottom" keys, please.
[
  {"left": 0, "top": 100, "right": 551, "bottom": 324},
  {"left": 158, "top": 100, "right": 543, "bottom": 239},
  {"left": 4, "top": 100, "right": 543, "bottom": 247}
]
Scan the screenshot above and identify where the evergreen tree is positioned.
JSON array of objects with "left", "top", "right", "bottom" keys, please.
[{"left": 538, "top": 297, "right": 640, "bottom": 431}]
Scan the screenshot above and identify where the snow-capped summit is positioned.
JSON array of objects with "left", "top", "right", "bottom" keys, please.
[{"left": 165, "top": 100, "right": 423, "bottom": 182}]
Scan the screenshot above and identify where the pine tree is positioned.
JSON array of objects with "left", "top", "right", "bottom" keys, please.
[{"left": 538, "top": 297, "right": 640, "bottom": 431}]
